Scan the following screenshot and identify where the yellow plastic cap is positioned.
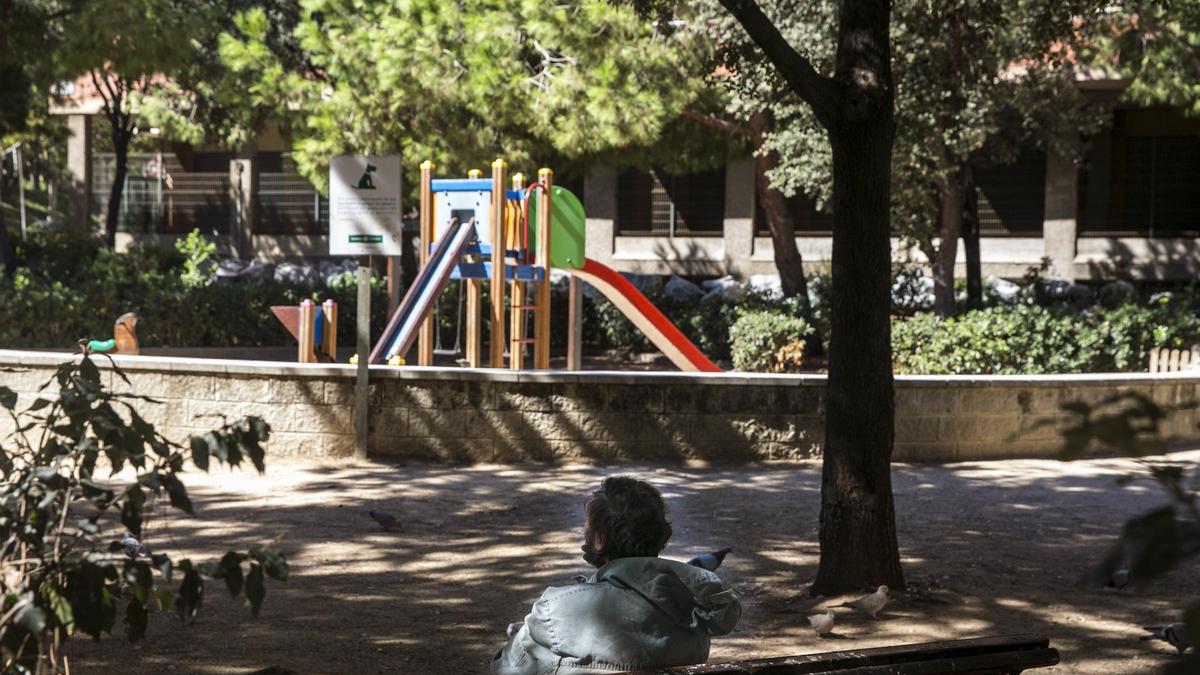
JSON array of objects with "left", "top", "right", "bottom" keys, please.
[
  {"left": 387, "top": 355, "right": 406, "bottom": 366},
  {"left": 468, "top": 169, "right": 482, "bottom": 178},
  {"left": 420, "top": 160, "right": 435, "bottom": 170},
  {"left": 492, "top": 158, "right": 507, "bottom": 168},
  {"left": 349, "top": 354, "right": 359, "bottom": 365}
]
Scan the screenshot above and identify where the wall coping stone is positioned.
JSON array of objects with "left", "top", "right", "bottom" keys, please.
[{"left": 2, "top": 349, "right": 1199, "bottom": 387}]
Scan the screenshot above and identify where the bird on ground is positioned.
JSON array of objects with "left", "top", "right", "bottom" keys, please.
[
  {"left": 837, "top": 585, "right": 889, "bottom": 619},
  {"left": 1141, "top": 623, "right": 1192, "bottom": 654},
  {"left": 572, "top": 574, "right": 589, "bottom": 584},
  {"left": 687, "top": 547, "right": 733, "bottom": 572},
  {"left": 506, "top": 622, "right": 521, "bottom": 639},
  {"left": 112, "top": 532, "right": 150, "bottom": 558},
  {"left": 368, "top": 509, "right": 403, "bottom": 532},
  {"left": 808, "top": 610, "right": 835, "bottom": 636},
  {"left": 1104, "top": 568, "right": 1131, "bottom": 590}
]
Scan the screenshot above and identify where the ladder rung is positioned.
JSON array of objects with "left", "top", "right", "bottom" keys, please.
[
  {"left": 511, "top": 305, "right": 538, "bottom": 311},
  {"left": 512, "top": 338, "right": 537, "bottom": 344}
]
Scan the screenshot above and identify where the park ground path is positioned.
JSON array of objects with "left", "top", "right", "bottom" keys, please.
[{"left": 67, "top": 451, "right": 1200, "bottom": 674}]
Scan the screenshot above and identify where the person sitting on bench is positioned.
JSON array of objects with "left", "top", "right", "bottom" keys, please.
[{"left": 490, "top": 476, "right": 742, "bottom": 674}]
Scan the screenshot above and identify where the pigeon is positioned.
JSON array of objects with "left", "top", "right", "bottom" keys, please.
[
  {"left": 506, "top": 622, "right": 520, "bottom": 639},
  {"left": 1104, "top": 568, "right": 1131, "bottom": 590},
  {"left": 112, "top": 532, "right": 150, "bottom": 559},
  {"left": 1141, "top": 623, "right": 1192, "bottom": 654},
  {"left": 808, "top": 610, "right": 835, "bottom": 636},
  {"left": 837, "top": 585, "right": 889, "bottom": 619},
  {"left": 687, "top": 547, "right": 733, "bottom": 572},
  {"left": 571, "top": 574, "right": 589, "bottom": 584},
  {"left": 368, "top": 509, "right": 403, "bottom": 532}
]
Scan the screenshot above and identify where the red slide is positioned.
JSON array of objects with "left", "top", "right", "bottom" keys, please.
[{"left": 568, "top": 258, "right": 721, "bottom": 373}]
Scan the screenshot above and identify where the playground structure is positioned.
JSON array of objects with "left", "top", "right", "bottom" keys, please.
[
  {"left": 85, "top": 313, "right": 140, "bottom": 355},
  {"left": 369, "top": 159, "right": 720, "bottom": 372},
  {"left": 272, "top": 299, "right": 338, "bottom": 363}
]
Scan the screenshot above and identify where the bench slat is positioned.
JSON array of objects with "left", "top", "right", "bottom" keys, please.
[{"left": 636, "top": 635, "right": 1058, "bottom": 675}]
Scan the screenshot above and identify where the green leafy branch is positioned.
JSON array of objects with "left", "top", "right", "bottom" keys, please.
[{"left": 0, "top": 354, "right": 287, "bottom": 674}]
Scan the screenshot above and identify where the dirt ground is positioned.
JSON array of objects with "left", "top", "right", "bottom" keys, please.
[{"left": 64, "top": 451, "right": 1199, "bottom": 674}]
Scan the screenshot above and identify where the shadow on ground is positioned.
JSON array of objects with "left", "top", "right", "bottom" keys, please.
[{"left": 64, "top": 452, "right": 1199, "bottom": 674}]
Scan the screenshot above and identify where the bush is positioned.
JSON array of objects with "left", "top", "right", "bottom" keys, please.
[
  {"left": 891, "top": 303, "right": 1200, "bottom": 375},
  {"left": 729, "top": 310, "right": 811, "bottom": 373}
]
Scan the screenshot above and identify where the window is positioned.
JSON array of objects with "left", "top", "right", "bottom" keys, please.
[
  {"left": 617, "top": 167, "right": 725, "bottom": 236},
  {"left": 1122, "top": 136, "right": 1200, "bottom": 236},
  {"left": 974, "top": 151, "right": 1046, "bottom": 235},
  {"left": 754, "top": 191, "right": 832, "bottom": 235}
]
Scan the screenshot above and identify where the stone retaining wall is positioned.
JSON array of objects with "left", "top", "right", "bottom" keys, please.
[{"left": 2, "top": 350, "right": 1197, "bottom": 462}]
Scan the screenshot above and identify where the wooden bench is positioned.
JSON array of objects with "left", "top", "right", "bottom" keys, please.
[{"left": 631, "top": 635, "right": 1059, "bottom": 674}]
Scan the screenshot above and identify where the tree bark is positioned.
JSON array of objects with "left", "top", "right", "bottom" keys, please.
[
  {"left": 104, "top": 128, "right": 130, "bottom": 248},
  {"left": 962, "top": 164, "right": 982, "bottom": 310},
  {"left": 0, "top": 194, "right": 15, "bottom": 279},
  {"left": 749, "top": 113, "right": 810, "bottom": 301},
  {"left": 722, "top": 0, "right": 904, "bottom": 595},
  {"left": 931, "top": 167, "right": 963, "bottom": 317}
]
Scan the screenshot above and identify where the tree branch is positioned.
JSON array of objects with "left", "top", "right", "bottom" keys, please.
[
  {"left": 681, "top": 108, "right": 751, "bottom": 136},
  {"left": 717, "top": 0, "right": 839, "bottom": 129}
]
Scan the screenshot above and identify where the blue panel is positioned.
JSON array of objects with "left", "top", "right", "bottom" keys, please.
[
  {"left": 450, "top": 262, "right": 546, "bottom": 281},
  {"left": 313, "top": 307, "right": 324, "bottom": 346},
  {"left": 505, "top": 190, "right": 524, "bottom": 200},
  {"left": 431, "top": 179, "right": 492, "bottom": 192},
  {"left": 436, "top": 243, "right": 526, "bottom": 260}
]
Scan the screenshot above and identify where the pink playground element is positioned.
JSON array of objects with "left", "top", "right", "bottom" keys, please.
[{"left": 568, "top": 258, "right": 720, "bottom": 373}]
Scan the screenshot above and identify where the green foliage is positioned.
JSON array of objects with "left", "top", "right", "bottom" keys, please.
[
  {"left": 892, "top": 302, "right": 1200, "bottom": 375},
  {"left": 1048, "top": 393, "right": 1200, "bottom": 672},
  {"left": 217, "top": 1, "right": 722, "bottom": 192},
  {"left": 175, "top": 229, "right": 217, "bottom": 289},
  {"left": 729, "top": 310, "right": 810, "bottom": 372},
  {"left": 0, "top": 229, "right": 388, "bottom": 351},
  {"left": 0, "top": 354, "right": 286, "bottom": 671}
]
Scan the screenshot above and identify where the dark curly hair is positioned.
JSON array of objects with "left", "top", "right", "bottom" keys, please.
[{"left": 583, "top": 476, "right": 673, "bottom": 564}]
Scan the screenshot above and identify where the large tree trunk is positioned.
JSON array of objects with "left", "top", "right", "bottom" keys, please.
[
  {"left": 962, "top": 164, "right": 982, "bottom": 310},
  {"left": 931, "top": 167, "right": 963, "bottom": 317},
  {"left": 812, "top": 0, "right": 905, "bottom": 594},
  {"left": 104, "top": 126, "right": 131, "bottom": 248},
  {"left": 720, "top": 0, "right": 904, "bottom": 595}
]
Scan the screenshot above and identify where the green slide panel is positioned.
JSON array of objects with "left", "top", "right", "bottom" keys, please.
[{"left": 527, "top": 185, "right": 586, "bottom": 270}]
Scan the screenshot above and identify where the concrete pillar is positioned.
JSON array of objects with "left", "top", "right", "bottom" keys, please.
[
  {"left": 229, "top": 157, "right": 256, "bottom": 259},
  {"left": 66, "top": 114, "right": 92, "bottom": 230},
  {"left": 723, "top": 158, "right": 755, "bottom": 279},
  {"left": 584, "top": 166, "right": 616, "bottom": 266},
  {"left": 1043, "top": 150, "right": 1078, "bottom": 280}
]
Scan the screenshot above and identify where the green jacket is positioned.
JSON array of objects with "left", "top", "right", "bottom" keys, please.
[{"left": 489, "top": 557, "right": 742, "bottom": 674}]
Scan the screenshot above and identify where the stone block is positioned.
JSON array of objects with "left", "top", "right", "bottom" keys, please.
[
  {"left": 633, "top": 415, "right": 692, "bottom": 447},
  {"left": 322, "top": 433, "right": 356, "bottom": 457},
  {"left": 895, "top": 387, "right": 957, "bottom": 416},
  {"left": 187, "top": 399, "right": 279, "bottom": 430},
  {"left": 494, "top": 436, "right": 575, "bottom": 462},
  {"left": 771, "top": 385, "right": 823, "bottom": 414},
  {"left": 606, "top": 384, "right": 664, "bottom": 414},
  {"left": 406, "top": 409, "right": 467, "bottom": 440},
  {"left": 726, "top": 414, "right": 799, "bottom": 444},
  {"left": 269, "top": 378, "right": 325, "bottom": 404},
  {"left": 938, "top": 415, "right": 1020, "bottom": 444},
  {"left": 210, "top": 372, "right": 268, "bottom": 398},
  {"left": 551, "top": 383, "right": 608, "bottom": 412},
  {"left": 266, "top": 431, "right": 327, "bottom": 458},
  {"left": 893, "top": 442, "right": 957, "bottom": 463},
  {"left": 281, "top": 403, "right": 353, "bottom": 435},
  {"left": 495, "top": 382, "right": 556, "bottom": 411},
  {"left": 894, "top": 416, "right": 940, "bottom": 443},
  {"left": 323, "top": 380, "right": 354, "bottom": 405},
  {"left": 438, "top": 381, "right": 496, "bottom": 410},
  {"left": 570, "top": 412, "right": 639, "bottom": 444},
  {"left": 764, "top": 441, "right": 820, "bottom": 460},
  {"left": 382, "top": 382, "right": 437, "bottom": 408}
]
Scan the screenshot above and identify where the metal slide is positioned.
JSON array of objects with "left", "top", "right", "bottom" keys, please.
[
  {"left": 369, "top": 218, "right": 476, "bottom": 363},
  {"left": 567, "top": 258, "right": 721, "bottom": 372}
]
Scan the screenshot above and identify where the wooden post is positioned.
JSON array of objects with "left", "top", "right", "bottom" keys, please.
[
  {"left": 464, "top": 168, "right": 484, "bottom": 367},
  {"left": 509, "top": 172, "right": 527, "bottom": 370},
  {"left": 534, "top": 168, "right": 553, "bottom": 369},
  {"left": 298, "top": 299, "right": 315, "bottom": 363},
  {"left": 322, "top": 299, "right": 338, "bottom": 361},
  {"left": 567, "top": 276, "right": 582, "bottom": 370},
  {"left": 387, "top": 257, "right": 402, "bottom": 318},
  {"left": 355, "top": 259, "right": 371, "bottom": 460},
  {"left": 417, "top": 161, "right": 435, "bottom": 366},
  {"left": 489, "top": 159, "right": 508, "bottom": 368}
]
